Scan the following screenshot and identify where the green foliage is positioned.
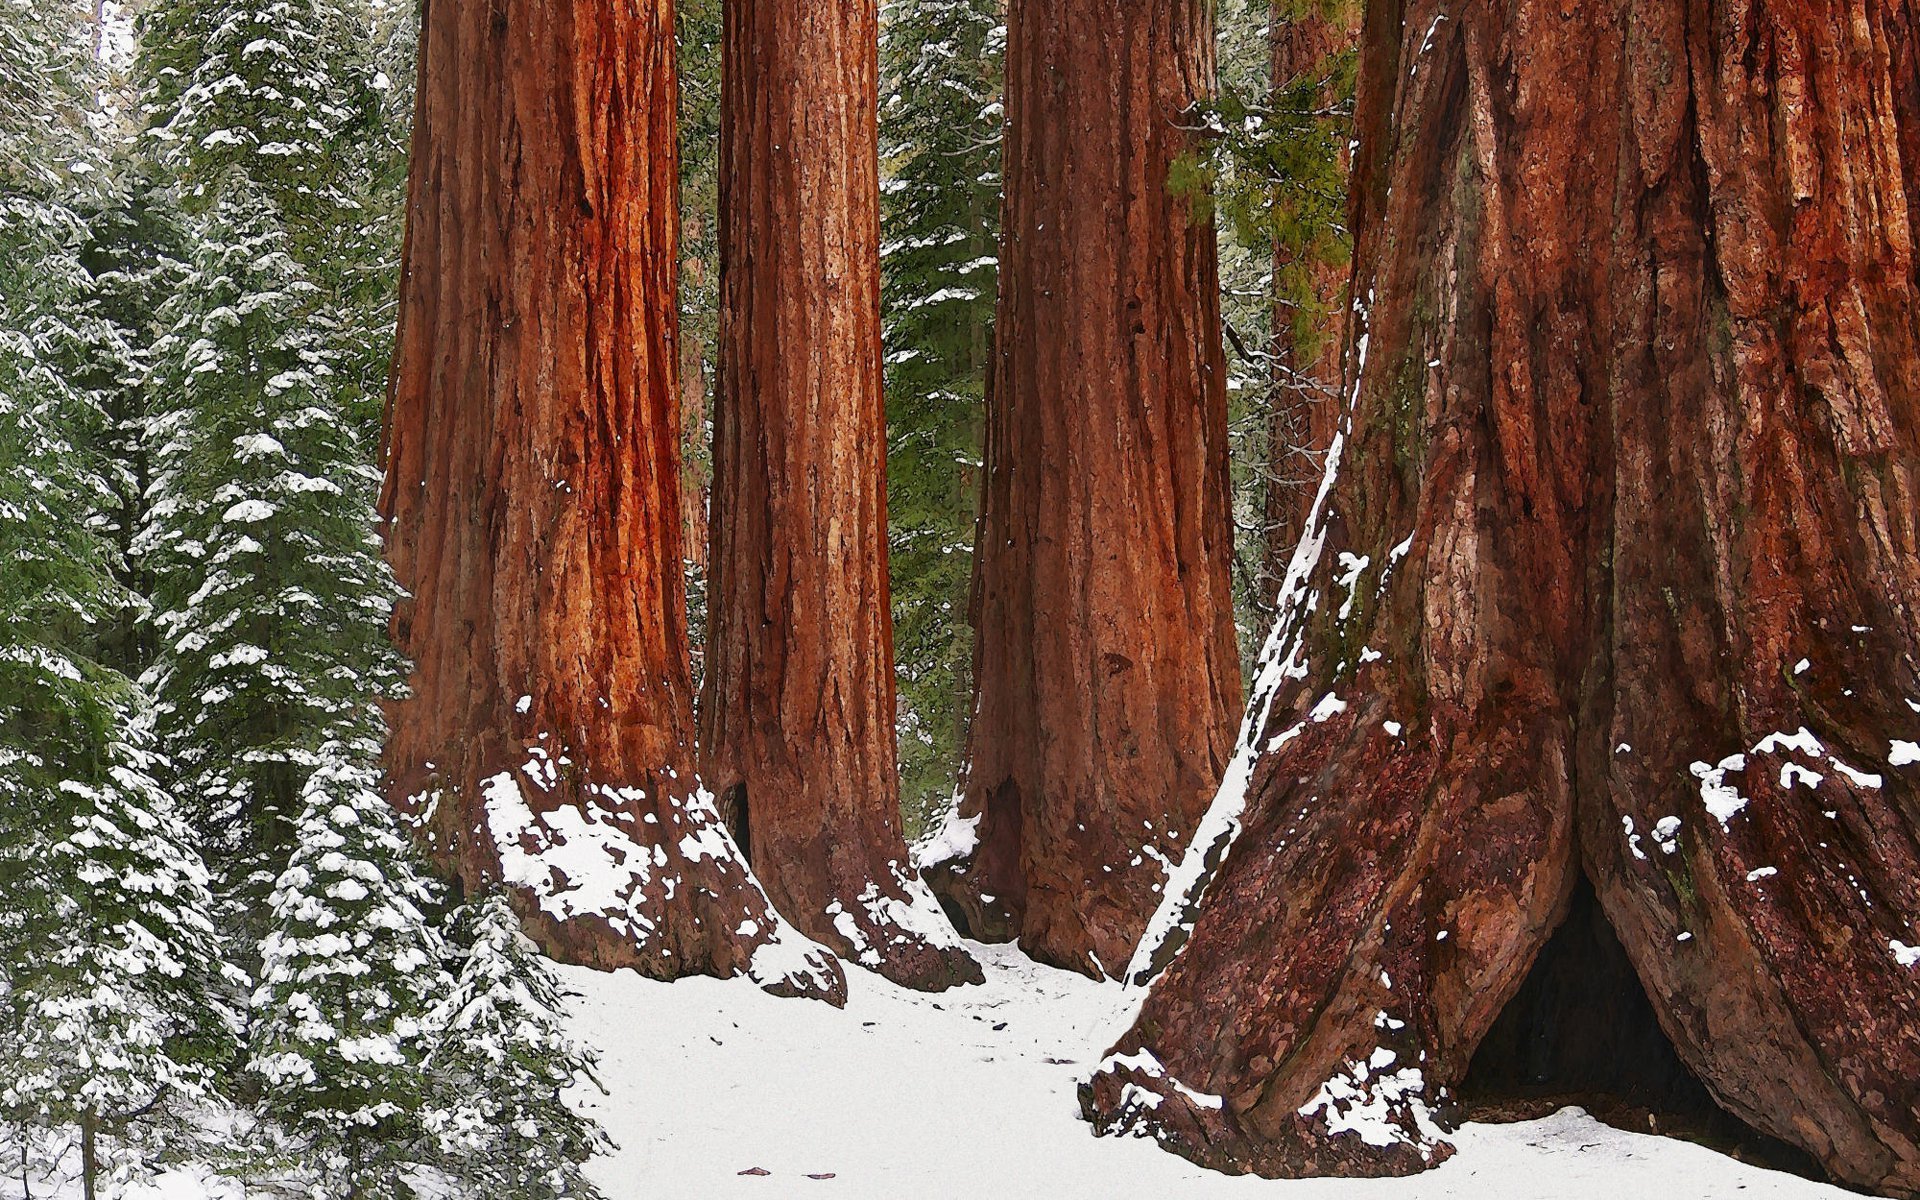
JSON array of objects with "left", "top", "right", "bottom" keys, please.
[
  {"left": 246, "top": 743, "right": 445, "bottom": 1199},
  {"left": 72, "top": 187, "right": 194, "bottom": 676},
  {"left": 139, "top": 1, "right": 379, "bottom": 242},
  {"left": 425, "top": 892, "right": 612, "bottom": 1200},
  {"left": 677, "top": 0, "right": 722, "bottom": 333},
  {"left": 1192, "top": 0, "right": 1358, "bottom": 657},
  {"left": 678, "top": 0, "right": 722, "bottom": 679},
  {"left": 1190, "top": 63, "right": 1355, "bottom": 355},
  {"left": 879, "top": 0, "right": 1003, "bottom": 834},
  {"left": 0, "top": 3, "right": 238, "bottom": 1187},
  {"left": 0, "top": 709, "right": 239, "bottom": 1185},
  {"left": 132, "top": 0, "right": 410, "bottom": 955},
  {"left": 1, "top": 1, "right": 615, "bottom": 1192},
  {"left": 137, "top": 183, "right": 407, "bottom": 926}
]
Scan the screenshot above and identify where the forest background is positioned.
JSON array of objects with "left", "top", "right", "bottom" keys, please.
[{"left": 0, "top": 0, "right": 1349, "bottom": 1194}]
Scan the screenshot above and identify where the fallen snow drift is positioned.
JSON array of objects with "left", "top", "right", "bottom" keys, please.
[{"left": 565, "top": 941, "right": 1851, "bottom": 1199}]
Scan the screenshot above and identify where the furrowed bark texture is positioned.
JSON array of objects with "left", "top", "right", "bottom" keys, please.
[
  {"left": 704, "top": 0, "right": 981, "bottom": 991},
  {"left": 1085, "top": 0, "right": 1920, "bottom": 1190},
  {"left": 919, "top": 0, "right": 1244, "bottom": 978},
  {"left": 1261, "top": 0, "right": 1360, "bottom": 588},
  {"left": 380, "top": 0, "right": 842, "bottom": 1002}
]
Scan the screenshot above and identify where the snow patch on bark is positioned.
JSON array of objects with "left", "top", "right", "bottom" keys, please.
[
  {"left": 912, "top": 796, "right": 981, "bottom": 871},
  {"left": 478, "top": 757, "right": 839, "bottom": 998},
  {"left": 823, "top": 870, "right": 969, "bottom": 968},
  {"left": 1121, "top": 691, "right": 1349, "bottom": 989},
  {"left": 1297, "top": 1046, "right": 1446, "bottom": 1156},
  {"left": 1753, "top": 727, "right": 1824, "bottom": 758},
  {"left": 1686, "top": 727, "right": 1896, "bottom": 837},
  {"left": 1622, "top": 815, "right": 1647, "bottom": 861},
  {"left": 1690, "top": 755, "right": 1751, "bottom": 829},
  {"left": 1089, "top": 1048, "right": 1227, "bottom": 1136},
  {"left": 483, "top": 770, "right": 662, "bottom": 936},
  {"left": 742, "top": 923, "right": 844, "bottom": 998},
  {"left": 1829, "top": 758, "right": 1883, "bottom": 789}
]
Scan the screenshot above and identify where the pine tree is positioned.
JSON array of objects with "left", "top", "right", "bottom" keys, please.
[
  {"left": 129, "top": 2, "right": 413, "bottom": 940},
  {"left": 138, "top": 0, "right": 382, "bottom": 270},
  {"left": 0, "top": 4, "right": 236, "bottom": 1191},
  {"left": 336, "top": 0, "right": 415, "bottom": 423},
  {"left": 246, "top": 742, "right": 443, "bottom": 1198},
  {"left": 0, "top": 712, "right": 237, "bottom": 1193},
  {"left": 72, "top": 187, "right": 193, "bottom": 680},
  {"left": 425, "top": 892, "right": 610, "bottom": 1200},
  {"left": 137, "top": 181, "right": 405, "bottom": 934},
  {"left": 141, "top": 0, "right": 418, "bottom": 431},
  {"left": 877, "top": 0, "right": 1003, "bottom": 834}
]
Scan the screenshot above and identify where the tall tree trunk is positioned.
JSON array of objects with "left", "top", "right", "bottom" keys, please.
[
  {"left": 679, "top": 232, "right": 712, "bottom": 691},
  {"left": 1259, "top": 0, "right": 1359, "bottom": 594},
  {"left": 79, "top": 1112, "right": 95, "bottom": 1200},
  {"left": 703, "top": 0, "right": 981, "bottom": 990},
  {"left": 679, "top": 224, "right": 712, "bottom": 590},
  {"left": 1084, "top": 0, "right": 1920, "bottom": 1191},
  {"left": 919, "top": 0, "right": 1244, "bottom": 977},
  {"left": 380, "top": 0, "right": 842, "bottom": 1003}
]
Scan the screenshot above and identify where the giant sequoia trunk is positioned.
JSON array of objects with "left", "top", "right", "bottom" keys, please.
[
  {"left": 1260, "top": 0, "right": 1360, "bottom": 591},
  {"left": 380, "top": 0, "right": 842, "bottom": 1002},
  {"left": 1085, "top": 0, "right": 1920, "bottom": 1192},
  {"left": 918, "top": 0, "right": 1245, "bottom": 978},
  {"left": 703, "top": 0, "right": 981, "bottom": 991}
]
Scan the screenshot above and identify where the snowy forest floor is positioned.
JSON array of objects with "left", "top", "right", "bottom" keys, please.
[
  {"left": 0, "top": 940, "right": 1862, "bottom": 1199},
  {"left": 567, "top": 941, "right": 1854, "bottom": 1199}
]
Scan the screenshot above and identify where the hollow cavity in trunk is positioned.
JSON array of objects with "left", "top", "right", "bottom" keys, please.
[{"left": 1460, "top": 873, "right": 1822, "bottom": 1182}]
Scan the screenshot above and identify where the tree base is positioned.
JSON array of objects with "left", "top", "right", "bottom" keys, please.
[
  {"left": 808, "top": 873, "right": 985, "bottom": 992},
  {"left": 1081, "top": 1049, "right": 1451, "bottom": 1179},
  {"left": 428, "top": 767, "right": 849, "bottom": 1006}
]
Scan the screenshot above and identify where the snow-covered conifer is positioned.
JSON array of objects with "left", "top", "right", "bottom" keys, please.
[
  {"left": 246, "top": 742, "right": 443, "bottom": 1198},
  {"left": 425, "top": 892, "right": 611, "bottom": 1199},
  {"left": 139, "top": 0, "right": 404, "bottom": 426},
  {"left": 139, "top": 0, "right": 379, "bottom": 244},
  {"left": 137, "top": 181, "right": 404, "bottom": 929},
  {"left": 878, "top": 0, "right": 1003, "bottom": 829},
  {"left": 0, "top": 710, "right": 239, "bottom": 1192},
  {"left": 0, "top": 9, "right": 236, "bottom": 1191}
]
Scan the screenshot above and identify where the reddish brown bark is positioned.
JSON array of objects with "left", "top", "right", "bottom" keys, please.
[
  {"left": 380, "top": 0, "right": 842, "bottom": 1002},
  {"left": 679, "top": 228, "right": 711, "bottom": 590},
  {"left": 703, "top": 0, "right": 981, "bottom": 990},
  {"left": 919, "top": 0, "right": 1243, "bottom": 977},
  {"left": 1086, "top": 0, "right": 1920, "bottom": 1192},
  {"left": 1260, "top": 0, "right": 1359, "bottom": 592}
]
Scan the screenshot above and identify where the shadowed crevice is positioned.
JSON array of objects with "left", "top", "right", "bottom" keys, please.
[{"left": 1459, "top": 874, "right": 1825, "bottom": 1183}]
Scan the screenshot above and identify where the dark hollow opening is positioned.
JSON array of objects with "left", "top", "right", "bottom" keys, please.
[{"left": 1458, "top": 873, "right": 1825, "bottom": 1181}]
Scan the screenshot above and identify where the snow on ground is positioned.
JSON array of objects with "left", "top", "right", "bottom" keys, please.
[{"left": 566, "top": 941, "right": 1851, "bottom": 1200}]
